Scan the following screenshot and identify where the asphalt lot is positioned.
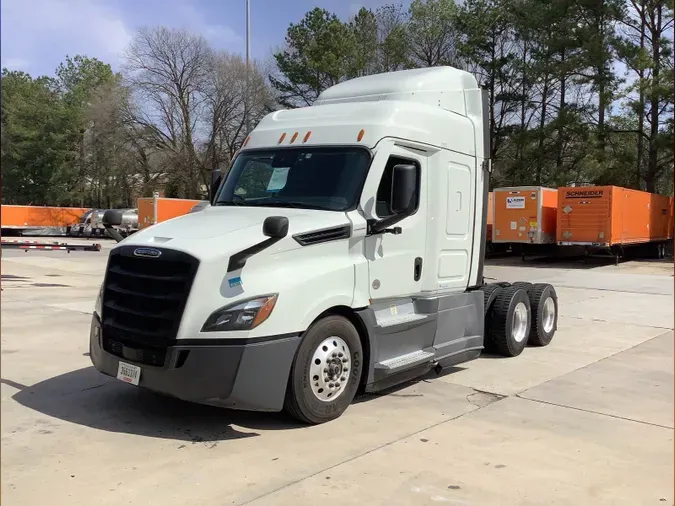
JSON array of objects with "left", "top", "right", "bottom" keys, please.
[{"left": 1, "top": 238, "right": 673, "bottom": 505}]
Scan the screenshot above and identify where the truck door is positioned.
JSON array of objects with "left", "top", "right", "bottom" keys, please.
[
  {"left": 362, "top": 145, "right": 427, "bottom": 301},
  {"left": 435, "top": 150, "right": 477, "bottom": 291}
]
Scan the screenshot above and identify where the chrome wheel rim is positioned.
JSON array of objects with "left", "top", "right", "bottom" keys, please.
[
  {"left": 512, "top": 302, "right": 529, "bottom": 343},
  {"left": 309, "top": 336, "right": 351, "bottom": 402},
  {"left": 542, "top": 297, "right": 556, "bottom": 334}
]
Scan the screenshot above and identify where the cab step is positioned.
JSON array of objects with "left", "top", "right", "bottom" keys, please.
[
  {"left": 376, "top": 313, "right": 427, "bottom": 328},
  {"left": 376, "top": 350, "right": 434, "bottom": 371}
]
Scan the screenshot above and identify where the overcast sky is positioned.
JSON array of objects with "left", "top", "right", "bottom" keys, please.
[{"left": 1, "top": 0, "right": 399, "bottom": 76}]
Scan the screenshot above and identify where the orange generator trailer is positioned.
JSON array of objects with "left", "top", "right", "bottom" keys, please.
[
  {"left": 1, "top": 205, "right": 90, "bottom": 235},
  {"left": 485, "top": 191, "right": 510, "bottom": 256},
  {"left": 486, "top": 191, "right": 493, "bottom": 241},
  {"left": 137, "top": 194, "right": 203, "bottom": 230},
  {"left": 557, "top": 185, "right": 673, "bottom": 262},
  {"left": 492, "top": 186, "right": 558, "bottom": 248}
]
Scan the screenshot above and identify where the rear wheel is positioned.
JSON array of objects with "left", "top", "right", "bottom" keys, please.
[
  {"left": 284, "top": 315, "right": 363, "bottom": 424},
  {"left": 481, "top": 284, "right": 503, "bottom": 352},
  {"left": 510, "top": 281, "right": 532, "bottom": 291},
  {"left": 481, "top": 284, "right": 504, "bottom": 316},
  {"left": 527, "top": 283, "right": 558, "bottom": 346},
  {"left": 489, "top": 286, "right": 531, "bottom": 357},
  {"left": 658, "top": 243, "right": 666, "bottom": 260}
]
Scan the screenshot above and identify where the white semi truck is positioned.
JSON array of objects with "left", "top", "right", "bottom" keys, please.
[{"left": 90, "top": 67, "right": 558, "bottom": 424}]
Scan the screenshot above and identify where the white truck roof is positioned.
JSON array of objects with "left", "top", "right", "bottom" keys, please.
[
  {"left": 246, "top": 67, "right": 485, "bottom": 157},
  {"left": 315, "top": 66, "right": 478, "bottom": 114}
]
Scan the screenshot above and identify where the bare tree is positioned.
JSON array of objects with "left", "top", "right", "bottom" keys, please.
[
  {"left": 375, "top": 3, "right": 411, "bottom": 72},
  {"left": 124, "top": 26, "right": 213, "bottom": 198},
  {"left": 201, "top": 52, "right": 275, "bottom": 175},
  {"left": 83, "top": 76, "right": 132, "bottom": 207}
]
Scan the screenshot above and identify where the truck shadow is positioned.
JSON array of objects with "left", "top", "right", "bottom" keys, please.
[
  {"left": 8, "top": 362, "right": 480, "bottom": 441},
  {"left": 6, "top": 367, "right": 306, "bottom": 443}
]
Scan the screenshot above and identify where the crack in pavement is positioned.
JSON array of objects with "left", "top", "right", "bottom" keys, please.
[
  {"left": 509, "top": 331, "right": 674, "bottom": 398},
  {"left": 515, "top": 396, "right": 673, "bottom": 430},
  {"left": 513, "top": 331, "right": 674, "bottom": 430},
  {"left": 546, "top": 284, "right": 673, "bottom": 297}
]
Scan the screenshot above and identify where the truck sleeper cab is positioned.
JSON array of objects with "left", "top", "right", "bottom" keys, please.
[{"left": 89, "top": 67, "right": 559, "bottom": 424}]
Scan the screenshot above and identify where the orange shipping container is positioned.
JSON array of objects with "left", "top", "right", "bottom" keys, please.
[
  {"left": 1, "top": 205, "right": 90, "bottom": 230},
  {"left": 137, "top": 196, "right": 202, "bottom": 230},
  {"left": 492, "top": 187, "right": 557, "bottom": 244},
  {"left": 670, "top": 197, "right": 674, "bottom": 240},
  {"left": 486, "top": 191, "right": 493, "bottom": 241},
  {"left": 556, "top": 185, "right": 673, "bottom": 246}
]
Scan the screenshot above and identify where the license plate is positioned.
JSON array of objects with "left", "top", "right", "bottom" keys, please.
[{"left": 116, "top": 361, "right": 141, "bottom": 386}]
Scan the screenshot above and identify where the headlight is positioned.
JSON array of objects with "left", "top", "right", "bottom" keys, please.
[
  {"left": 201, "top": 294, "right": 278, "bottom": 332},
  {"left": 94, "top": 283, "right": 103, "bottom": 316}
]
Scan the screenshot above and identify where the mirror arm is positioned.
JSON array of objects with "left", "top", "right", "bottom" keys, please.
[
  {"left": 227, "top": 216, "right": 289, "bottom": 273},
  {"left": 227, "top": 236, "right": 280, "bottom": 273},
  {"left": 367, "top": 209, "right": 411, "bottom": 236}
]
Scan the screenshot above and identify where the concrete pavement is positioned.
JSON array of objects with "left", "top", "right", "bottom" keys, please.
[{"left": 1, "top": 245, "right": 673, "bottom": 505}]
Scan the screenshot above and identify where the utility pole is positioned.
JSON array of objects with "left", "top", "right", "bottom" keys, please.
[
  {"left": 246, "top": 0, "right": 250, "bottom": 68},
  {"left": 244, "top": 0, "right": 251, "bottom": 135}
]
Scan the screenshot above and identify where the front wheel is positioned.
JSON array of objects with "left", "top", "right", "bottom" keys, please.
[{"left": 284, "top": 315, "right": 363, "bottom": 424}]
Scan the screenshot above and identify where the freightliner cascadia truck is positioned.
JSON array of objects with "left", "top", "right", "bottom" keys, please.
[{"left": 91, "top": 67, "right": 559, "bottom": 424}]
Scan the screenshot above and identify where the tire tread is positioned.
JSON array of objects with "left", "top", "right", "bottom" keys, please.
[
  {"left": 527, "top": 283, "right": 557, "bottom": 346},
  {"left": 490, "top": 286, "right": 530, "bottom": 357},
  {"left": 284, "top": 315, "right": 362, "bottom": 425}
]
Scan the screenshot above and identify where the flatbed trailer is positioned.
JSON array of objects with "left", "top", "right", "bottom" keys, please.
[{"left": 1, "top": 239, "right": 102, "bottom": 252}]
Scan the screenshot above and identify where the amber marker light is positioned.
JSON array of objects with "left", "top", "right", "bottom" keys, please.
[
  {"left": 303, "top": 131, "right": 312, "bottom": 143},
  {"left": 251, "top": 294, "right": 278, "bottom": 329},
  {"left": 243, "top": 135, "right": 251, "bottom": 147},
  {"left": 357, "top": 129, "right": 365, "bottom": 142},
  {"left": 290, "top": 132, "right": 299, "bottom": 143},
  {"left": 278, "top": 133, "right": 286, "bottom": 144}
]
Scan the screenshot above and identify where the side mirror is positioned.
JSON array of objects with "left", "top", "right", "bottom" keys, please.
[
  {"left": 391, "top": 164, "right": 417, "bottom": 214},
  {"left": 262, "top": 216, "right": 289, "bottom": 239},
  {"left": 209, "top": 169, "right": 222, "bottom": 204},
  {"left": 228, "top": 215, "right": 290, "bottom": 273},
  {"left": 102, "top": 209, "right": 124, "bottom": 227}
]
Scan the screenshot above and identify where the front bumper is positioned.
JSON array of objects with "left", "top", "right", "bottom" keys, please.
[{"left": 89, "top": 314, "right": 301, "bottom": 412}]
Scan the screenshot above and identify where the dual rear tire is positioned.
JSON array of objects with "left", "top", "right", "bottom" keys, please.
[{"left": 483, "top": 282, "right": 558, "bottom": 357}]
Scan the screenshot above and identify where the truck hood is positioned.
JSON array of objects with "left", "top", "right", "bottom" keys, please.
[{"left": 117, "top": 205, "right": 352, "bottom": 260}]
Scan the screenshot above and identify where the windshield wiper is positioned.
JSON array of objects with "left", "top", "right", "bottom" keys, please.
[
  {"left": 214, "top": 195, "right": 246, "bottom": 206},
  {"left": 260, "top": 201, "right": 306, "bottom": 209},
  {"left": 215, "top": 200, "right": 333, "bottom": 211},
  {"left": 260, "top": 200, "right": 336, "bottom": 211}
]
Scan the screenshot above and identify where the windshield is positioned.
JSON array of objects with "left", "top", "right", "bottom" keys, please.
[{"left": 214, "top": 147, "right": 372, "bottom": 212}]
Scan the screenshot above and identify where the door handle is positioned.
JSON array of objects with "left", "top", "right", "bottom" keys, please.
[{"left": 414, "top": 257, "right": 423, "bottom": 281}]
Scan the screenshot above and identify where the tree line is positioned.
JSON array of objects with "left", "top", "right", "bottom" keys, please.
[
  {"left": 1, "top": 0, "right": 672, "bottom": 208},
  {"left": 1, "top": 30, "right": 274, "bottom": 207}
]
